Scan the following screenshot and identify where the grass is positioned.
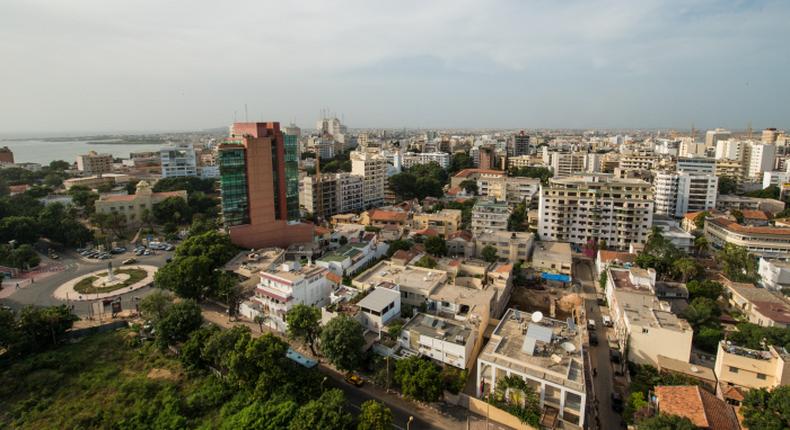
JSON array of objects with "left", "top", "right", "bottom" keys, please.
[
  {"left": 0, "top": 330, "right": 223, "bottom": 429},
  {"left": 73, "top": 268, "right": 148, "bottom": 294}
]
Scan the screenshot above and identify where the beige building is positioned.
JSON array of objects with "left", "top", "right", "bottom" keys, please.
[
  {"left": 475, "top": 230, "right": 535, "bottom": 263},
  {"left": 471, "top": 199, "right": 510, "bottom": 236},
  {"left": 605, "top": 268, "right": 694, "bottom": 366},
  {"left": 538, "top": 175, "right": 654, "bottom": 251},
  {"left": 412, "top": 209, "right": 462, "bottom": 237},
  {"left": 350, "top": 150, "right": 387, "bottom": 208},
  {"left": 531, "top": 241, "right": 573, "bottom": 279},
  {"left": 704, "top": 217, "right": 790, "bottom": 258},
  {"left": 63, "top": 173, "right": 130, "bottom": 190},
  {"left": 722, "top": 278, "right": 790, "bottom": 328},
  {"left": 95, "top": 180, "right": 186, "bottom": 223},
  {"left": 715, "top": 341, "right": 790, "bottom": 391},
  {"left": 76, "top": 151, "right": 113, "bottom": 175}
]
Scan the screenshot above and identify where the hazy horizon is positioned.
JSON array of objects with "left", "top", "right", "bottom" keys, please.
[{"left": 2, "top": 1, "right": 789, "bottom": 133}]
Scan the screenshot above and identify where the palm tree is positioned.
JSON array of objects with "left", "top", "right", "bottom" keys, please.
[
  {"left": 694, "top": 236, "right": 709, "bottom": 256},
  {"left": 673, "top": 257, "right": 698, "bottom": 283}
]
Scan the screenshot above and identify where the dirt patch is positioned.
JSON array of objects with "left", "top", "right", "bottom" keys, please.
[
  {"left": 147, "top": 368, "right": 179, "bottom": 381},
  {"left": 508, "top": 286, "right": 582, "bottom": 320}
]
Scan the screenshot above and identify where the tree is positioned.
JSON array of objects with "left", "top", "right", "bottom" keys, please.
[
  {"left": 357, "top": 401, "right": 393, "bottom": 430},
  {"left": 320, "top": 315, "right": 365, "bottom": 371},
  {"left": 695, "top": 326, "right": 724, "bottom": 353},
  {"left": 38, "top": 202, "right": 93, "bottom": 246},
  {"left": 745, "top": 185, "right": 780, "bottom": 199},
  {"left": 508, "top": 166, "right": 553, "bottom": 184},
  {"left": 175, "top": 230, "right": 237, "bottom": 264},
  {"left": 155, "top": 299, "right": 203, "bottom": 348},
  {"left": 718, "top": 176, "right": 738, "bottom": 195},
  {"left": 4, "top": 244, "right": 41, "bottom": 270},
  {"left": 448, "top": 153, "right": 474, "bottom": 174},
  {"left": 414, "top": 255, "right": 437, "bottom": 269},
  {"left": 424, "top": 236, "right": 447, "bottom": 257},
  {"left": 16, "top": 305, "right": 78, "bottom": 353},
  {"left": 440, "top": 366, "right": 467, "bottom": 394},
  {"left": 507, "top": 200, "right": 528, "bottom": 232},
  {"left": 624, "top": 391, "right": 650, "bottom": 423},
  {"left": 222, "top": 400, "right": 299, "bottom": 430},
  {"left": 0, "top": 216, "right": 39, "bottom": 244},
  {"left": 672, "top": 257, "right": 699, "bottom": 282},
  {"left": 153, "top": 196, "right": 193, "bottom": 225},
  {"left": 91, "top": 212, "right": 128, "bottom": 241},
  {"left": 693, "top": 235, "right": 709, "bottom": 256},
  {"left": 68, "top": 185, "right": 99, "bottom": 212},
  {"left": 637, "top": 414, "right": 696, "bottom": 430},
  {"left": 459, "top": 179, "right": 478, "bottom": 196},
  {"left": 481, "top": 245, "right": 498, "bottom": 263},
  {"left": 394, "top": 356, "right": 443, "bottom": 402},
  {"left": 49, "top": 160, "right": 71, "bottom": 171},
  {"left": 289, "top": 389, "right": 353, "bottom": 430},
  {"left": 731, "top": 209, "right": 745, "bottom": 224},
  {"left": 741, "top": 385, "right": 790, "bottom": 430},
  {"left": 140, "top": 290, "right": 174, "bottom": 321},
  {"left": 286, "top": 304, "right": 321, "bottom": 355},
  {"left": 693, "top": 211, "right": 709, "bottom": 230},
  {"left": 386, "top": 240, "right": 412, "bottom": 257},
  {"left": 717, "top": 243, "right": 757, "bottom": 282},
  {"left": 154, "top": 255, "right": 217, "bottom": 300},
  {"left": 685, "top": 279, "right": 723, "bottom": 301},
  {"left": 683, "top": 297, "right": 720, "bottom": 329},
  {"left": 188, "top": 214, "right": 216, "bottom": 236},
  {"left": 153, "top": 176, "right": 216, "bottom": 194}
]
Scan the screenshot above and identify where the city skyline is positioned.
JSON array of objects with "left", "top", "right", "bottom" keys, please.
[{"left": 2, "top": 1, "right": 790, "bottom": 133}]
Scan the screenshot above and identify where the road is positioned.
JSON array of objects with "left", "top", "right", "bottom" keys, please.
[
  {"left": 573, "top": 257, "right": 624, "bottom": 430},
  {"left": 0, "top": 249, "right": 171, "bottom": 314}
]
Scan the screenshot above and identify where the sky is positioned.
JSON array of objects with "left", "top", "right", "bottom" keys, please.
[{"left": 1, "top": 0, "right": 789, "bottom": 134}]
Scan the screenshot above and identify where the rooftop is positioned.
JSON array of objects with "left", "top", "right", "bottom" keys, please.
[
  {"left": 656, "top": 355, "right": 716, "bottom": 383},
  {"left": 357, "top": 286, "right": 400, "bottom": 312},
  {"left": 453, "top": 168, "right": 505, "bottom": 178},
  {"left": 404, "top": 312, "right": 473, "bottom": 345},
  {"left": 479, "top": 308, "right": 585, "bottom": 392},
  {"left": 655, "top": 385, "right": 740, "bottom": 430},
  {"left": 353, "top": 260, "right": 447, "bottom": 296},
  {"left": 597, "top": 250, "right": 636, "bottom": 265},
  {"left": 532, "top": 241, "right": 572, "bottom": 259}
]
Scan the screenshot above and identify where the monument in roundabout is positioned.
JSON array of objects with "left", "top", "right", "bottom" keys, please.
[{"left": 53, "top": 261, "right": 158, "bottom": 302}]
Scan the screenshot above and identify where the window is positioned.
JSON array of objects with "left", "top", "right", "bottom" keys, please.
[
  {"left": 729, "top": 366, "right": 739, "bottom": 374},
  {"left": 642, "top": 328, "right": 649, "bottom": 334},
  {"left": 756, "top": 373, "right": 766, "bottom": 380}
]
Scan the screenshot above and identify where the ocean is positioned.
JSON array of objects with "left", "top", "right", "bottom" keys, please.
[{"left": 1, "top": 139, "right": 165, "bottom": 165}]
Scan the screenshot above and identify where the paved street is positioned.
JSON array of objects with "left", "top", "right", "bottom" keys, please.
[
  {"left": 573, "top": 257, "right": 625, "bottom": 430},
  {"left": 0, "top": 249, "right": 171, "bottom": 314}
]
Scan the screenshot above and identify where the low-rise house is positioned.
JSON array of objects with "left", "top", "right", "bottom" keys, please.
[
  {"left": 353, "top": 260, "right": 448, "bottom": 306},
  {"left": 475, "top": 230, "right": 535, "bottom": 263},
  {"left": 95, "top": 180, "right": 186, "bottom": 223},
  {"left": 400, "top": 312, "right": 476, "bottom": 369},
  {"left": 362, "top": 208, "right": 409, "bottom": 229},
  {"left": 252, "top": 261, "right": 338, "bottom": 332},
  {"left": 715, "top": 195, "right": 785, "bottom": 215},
  {"left": 721, "top": 278, "right": 790, "bottom": 328},
  {"left": 356, "top": 283, "right": 401, "bottom": 333},
  {"left": 656, "top": 355, "right": 718, "bottom": 392},
  {"left": 477, "top": 309, "right": 588, "bottom": 428},
  {"left": 315, "top": 239, "right": 388, "bottom": 277},
  {"left": 447, "top": 231, "right": 475, "bottom": 258},
  {"left": 653, "top": 385, "right": 740, "bottom": 430},
  {"left": 758, "top": 258, "right": 790, "bottom": 291},
  {"left": 595, "top": 250, "right": 636, "bottom": 275},
  {"left": 715, "top": 340, "right": 790, "bottom": 392},
  {"left": 411, "top": 209, "right": 462, "bottom": 237},
  {"left": 741, "top": 209, "right": 769, "bottom": 226},
  {"left": 605, "top": 267, "right": 694, "bottom": 365},
  {"left": 531, "top": 241, "right": 572, "bottom": 282}
]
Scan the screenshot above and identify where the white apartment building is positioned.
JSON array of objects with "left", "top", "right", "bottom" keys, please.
[
  {"left": 357, "top": 284, "right": 401, "bottom": 333},
  {"left": 477, "top": 309, "right": 587, "bottom": 427},
  {"left": 253, "top": 261, "right": 335, "bottom": 332},
  {"left": 618, "top": 154, "right": 657, "bottom": 171},
  {"left": 160, "top": 143, "right": 197, "bottom": 178},
  {"left": 401, "top": 151, "right": 450, "bottom": 169},
  {"left": 715, "top": 139, "right": 744, "bottom": 161},
  {"left": 678, "top": 139, "right": 707, "bottom": 158},
  {"left": 676, "top": 156, "right": 716, "bottom": 174},
  {"left": 550, "top": 152, "right": 586, "bottom": 177},
  {"left": 351, "top": 150, "right": 387, "bottom": 208},
  {"left": 763, "top": 170, "right": 790, "bottom": 188},
  {"left": 538, "top": 175, "right": 654, "bottom": 250},
  {"left": 653, "top": 172, "right": 718, "bottom": 218},
  {"left": 400, "top": 312, "right": 476, "bottom": 369},
  {"left": 759, "top": 258, "right": 790, "bottom": 291},
  {"left": 76, "top": 151, "right": 113, "bottom": 175},
  {"left": 300, "top": 173, "right": 364, "bottom": 218},
  {"left": 706, "top": 128, "right": 732, "bottom": 148},
  {"left": 471, "top": 199, "right": 510, "bottom": 236},
  {"left": 746, "top": 142, "right": 777, "bottom": 179},
  {"left": 605, "top": 268, "right": 694, "bottom": 366},
  {"left": 475, "top": 231, "right": 535, "bottom": 263}
]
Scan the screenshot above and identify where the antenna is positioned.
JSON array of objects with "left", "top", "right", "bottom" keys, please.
[
  {"left": 690, "top": 123, "right": 695, "bottom": 142},
  {"left": 244, "top": 104, "right": 248, "bottom": 122},
  {"left": 747, "top": 121, "right": 753, "bottom": 140},
  {"left": 233, "top": 110, "right": 237, "bottom": 123}
]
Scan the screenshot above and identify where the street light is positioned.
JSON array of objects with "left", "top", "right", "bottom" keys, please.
[
  {"left": 321, "top": 376, "right": 328, "bottom": 392},
  {"left": 407, "top": 416, "right": 414, "bottom": 430}
]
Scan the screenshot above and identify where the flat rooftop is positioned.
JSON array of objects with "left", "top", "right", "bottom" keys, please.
[
  {"left": 404, "top": 313, "right": 473, "bottom": 345},
  {"left": 616, "top": 289, "right": 691, "bottom": 332},
  {"left": 353, "top": 260, "right": 447, "bottom": 295},
  {"left": 532, "top": 241, "right": 572, "bottom": 260},
  {"left": 479, "top": 308, "right": 585, "bottom": 392}
]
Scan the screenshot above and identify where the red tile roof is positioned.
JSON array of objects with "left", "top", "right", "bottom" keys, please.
[
  {"left": 709, "top": 217, "right": 790, "bottom": 236},
  {"left": 325, "top": 272, "right": 342, "bottom": 284},
  {"left": 369, "top": 209, "right": 408, "bottom": 222},
  {"left": 741, "top": 209, "right": 768, "bottom": 220},
  {"left": 100, "top": 190, "right": 185, "bottom": 203},
  {"left": 598, "top": 250, "right": 636, "bottom": 264},
  {"left": 656, "top": 385, "right": 740, "bottom": 430},
  {"left": 453, "top": 168, "right": 504, "bottom": 178},
  {"left": 412, "top": 228, "right": 439, "bottom": 237},
  {"left": 448, "top": 230, "right": 473, "bottom": 242},
  {"left": 314, "top": 226, "right": 331, "bottom": 236}
]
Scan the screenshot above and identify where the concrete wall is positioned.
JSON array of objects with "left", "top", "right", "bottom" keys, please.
[{"left": 466, "top": 395, "right": 537, "bottom": 430}]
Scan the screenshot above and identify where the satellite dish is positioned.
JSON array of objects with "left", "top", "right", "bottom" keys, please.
[
  {"left": 532, "top": 311, "right": 544, "bottom": 323},
  {"left": 690, "top": 366, "right": 699, "bottom": 373},
  {"left": 551, "top": 354, "right": 562, "bottom": 364},
  {"left": 561, "top": 342, "right": 576, "bottom": 353}
]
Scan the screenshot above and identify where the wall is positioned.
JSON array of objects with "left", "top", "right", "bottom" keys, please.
[{"left": 466, "top": 395, "right": 537, "bottom": 430}]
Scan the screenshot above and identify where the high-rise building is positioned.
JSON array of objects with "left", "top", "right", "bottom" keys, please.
[
  {"left": 160, "top": 143, "right": 197, "bottom": 178},
  {"left": 654, "top": 172, "right": 718, "bottom": 218},
  {"left": 299, "top": 172, "right": 364, "bottom": 219},
  {"left": 705, "top": 128, "right": 731, "bottom": 148},
  {"left": 351, "top": 150, "right": 386, "bottom": 208},
  {"left": 316, "top": 117, "right": 346, "bottom": 136},
  {"left": 678, "top": 138, "right": 707, "bottom": 158},
  {"left": 0, "top": 146, "right": 14, "bottom": 164},
  {"left": 762, "top": 128, "right": 779, "bottom": 144},
  {"left": 401, "top": 152, "right": 450, "bottom": 169},
  {"left": 714, "top": 139, "right": 745, "bottom": 161},
  {"left": 76, "top": 151, "right": 113, "bottom": 175},
  {"left": 285, "top": 123, "right": 302, "bottom": 139},
  {"left": 218, "top": 122, "right": 312, "bottom": 249},
  {"left": 538, "top": 175, "right": 654, "bottom": 250},
  {"left": 550, "top": 152, "right": 586, "bottom": 177},
  {"left": 508, "top": 131, "right": 531, "bottom": 156},
  {"left": 471, "top": 199, "right": 510, "bottom": 236},
  {"left": 746, "top": 142, "right": 777, "bottom": 179},
  {"left": 478, "top": 145, "right": 496, "bottom": 170},
  {"left": 676, "top": 157, "right": 716, "bottom": 175}
]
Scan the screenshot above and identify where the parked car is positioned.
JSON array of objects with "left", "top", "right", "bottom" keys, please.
[
  {"left": 611, "top": 392, "right": 624, "bottom": 412},
  {"left": 587, "top": 319, "right": 596, "bottom": 330},
  {"left": 344, "top": 372, "right": 364, "bottom": 387},
  {"left": 164, "top": 244, "right": 175, "bottom": 251},
  {"left": 122, "top": 258, "right": 136, "bottom": 265},
  {"left": 143, "top": 250, "right": 151, "bottom": 256},
  {"left": 602, "top": 315, "right": 613, "bottom": 327},
  {"left": 589, "top": 333, "right": 598, "bottom": 346}
]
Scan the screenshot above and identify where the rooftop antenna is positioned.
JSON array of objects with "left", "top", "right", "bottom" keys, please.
[
  {"left": 244, "top": 104, "right": 248, "bottom": 122},
  {"left": 747, "top": 121, "right": 753, "bottom": 140},
  {"left": 690, "top": 123, "right": 695, "bottom": 142}
]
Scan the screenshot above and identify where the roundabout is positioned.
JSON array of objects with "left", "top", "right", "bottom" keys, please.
[{"left": 53, "top": 264, "right": 158, "bottom": 301}]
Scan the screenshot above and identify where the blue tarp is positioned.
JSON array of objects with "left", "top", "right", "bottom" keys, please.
[
  {"left": 286, "top": 348, "right": 318, "bottom": 368},
  {"left": 541, "top": 272, "right": 571, "bottom": 283}
]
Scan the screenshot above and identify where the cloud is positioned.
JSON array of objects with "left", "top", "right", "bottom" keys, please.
[{"left": 0, "top": 0, "right": 788, "bottom": 132}]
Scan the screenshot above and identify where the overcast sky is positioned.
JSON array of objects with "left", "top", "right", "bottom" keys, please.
[{"left": 1, "top": 0, "right": 789, "bottom": 134}]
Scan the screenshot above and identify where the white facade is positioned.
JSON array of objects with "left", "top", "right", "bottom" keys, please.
[
  {"left": 654, "top": 172, "right": 718, "bottom": 218},
  {"left": 400, "top": 313, "right": 476, "bottom": 369},
  {"left": 678, "top": 139, "right": 707, "bottom": 158},
  {"left": 550, "top": 152, "right": 586, "bottom": 177},
  {"left": 762, "top": 170, "right": 790, "bottom": 189},
  {"left": 706, "top": 128, "right": 732, "bottom": 148},
  {"left": 252, "top": 262, "right": 334, "bottom": 332},
  {"left": 401, "top": 152, "right": 450, "bottom": 169},
  {"left": 676, "top": 157, "right": 716, "bottom": 174},
  {"left": 351, "top": 150, "right": 386, "bottom": 208},
  {"left": 538, "top": 176, "right": 654, "bottom": 250},
  {"left": 758, "top": 258, "right": 790, "bottom": 291},
  {"left": 357, "top": 286, "right": 401, "bottom": 333},
  {"left": 160, "top": 143, "right": 197, "bottom": 178},
  {"left": 747, "top": 142, "right": 777, "bottom": 179},
  {"left": 715, "top": 139, "right": 744, "bottom": 161}
]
